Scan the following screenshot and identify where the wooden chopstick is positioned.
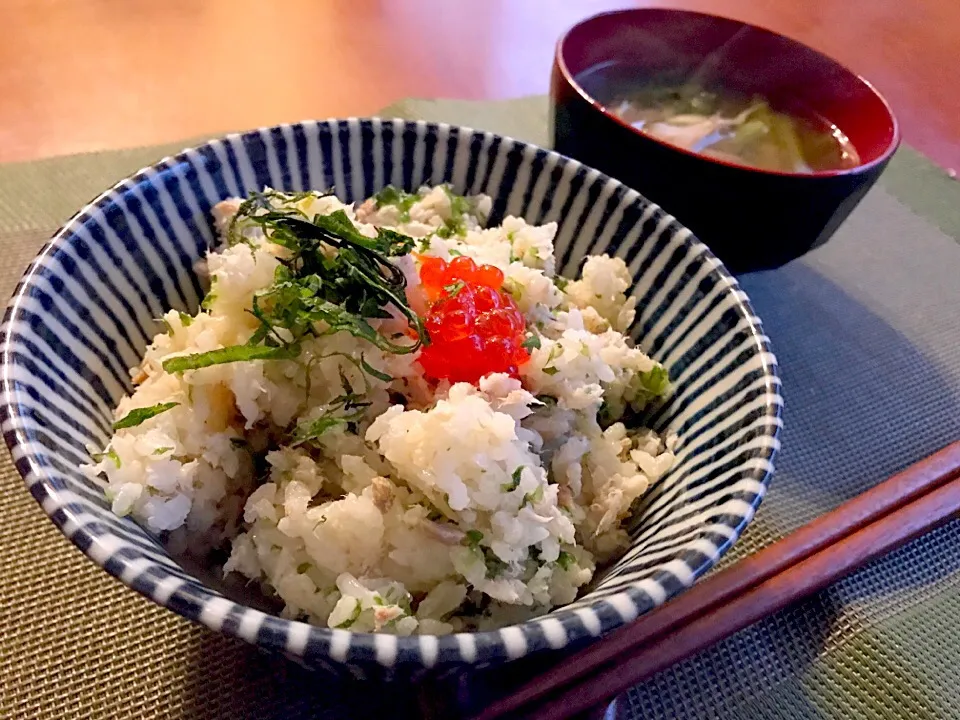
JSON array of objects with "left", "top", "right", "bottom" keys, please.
[
  {"left": 532, "top": 469, "right": 960, "bottom": 719},
  {"left": 473, "top": 439, "right": 960, "bottom": 720}
]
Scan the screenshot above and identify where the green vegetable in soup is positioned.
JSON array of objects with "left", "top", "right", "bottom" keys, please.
[{"left": 575, "top": 66, "right": 860, "bottom": 174}]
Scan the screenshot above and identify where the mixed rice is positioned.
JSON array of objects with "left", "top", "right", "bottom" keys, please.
[{"left": 84, "top": 185, "right": 675, "bottom": 634}]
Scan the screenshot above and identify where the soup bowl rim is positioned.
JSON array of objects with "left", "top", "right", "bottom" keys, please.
[{"left": 554, "top": 7, "right": 901, "bottom": 179}]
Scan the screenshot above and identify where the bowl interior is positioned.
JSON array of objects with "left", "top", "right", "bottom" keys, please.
[
  {"left": 559, "top": 8, "right": 898, "bottom": 173},
  {"left": 0, "top": 120, "right": 781, "bottom": 673}
]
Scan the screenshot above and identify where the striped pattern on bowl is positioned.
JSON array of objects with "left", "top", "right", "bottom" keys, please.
[{"left": 0, "top": 119, "right": 781, "bottom": 677}]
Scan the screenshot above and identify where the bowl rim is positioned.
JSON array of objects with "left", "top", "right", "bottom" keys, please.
[
  {"left": 554, "top": 7, "right": 901, "bottom": 180},
  {"left": 0, "top": 118, "right": 783, "bottom": 669}
]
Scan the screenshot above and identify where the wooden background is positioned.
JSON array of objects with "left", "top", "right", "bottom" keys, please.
[{"left": 1, "top": 0, "right": 957, "bottom": 170}]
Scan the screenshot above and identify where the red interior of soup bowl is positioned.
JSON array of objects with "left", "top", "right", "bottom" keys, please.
[{"left": 557, "top": 9, "right": 899, "bottom": 177}]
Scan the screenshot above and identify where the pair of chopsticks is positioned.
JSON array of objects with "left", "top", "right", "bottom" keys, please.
[{"left": 474, "top": 439, "right": 960, "bottom": 720}]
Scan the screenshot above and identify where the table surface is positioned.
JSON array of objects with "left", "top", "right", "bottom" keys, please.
[
  {"left": 3, "top": 5, "right": 960, "bottom": 719},
  {"left": 1, "top": 0, "right": 958, "bottom": 171}
]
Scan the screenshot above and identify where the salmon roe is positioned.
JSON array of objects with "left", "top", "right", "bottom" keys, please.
[{"left": 417, "top": 255, "right": 530, "bottom": 383}]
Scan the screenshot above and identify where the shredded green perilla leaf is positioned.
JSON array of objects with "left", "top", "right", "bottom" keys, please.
[
  {"left": 163, "top": 344, "right": 300, "bottom": 373},
  {"left": 169, "top": 191, "right": 430, "bottom": 379},
  {"left": 113, "top": 402, "right": 179, "bottom": 430},
  {"left": 290, "top": 386, "right": 371, "bottom": 446},
  {"left": 502, "top": 466, "right": 524, "bottom": 492},
  {"left": 521, "top": 334, "right": 541, "bottom": 351},
  {"left": 443, "top": 280, "right": 466, "bottom": 298},
  {"left": 231, "top": 193, "right": 427, "bottom": 355},
  {"left": 91, "top": 448, "right": 122, "bottom": 467}
]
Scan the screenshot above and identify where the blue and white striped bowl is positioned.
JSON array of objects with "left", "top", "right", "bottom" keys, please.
[{"left": 0, "top": 119, "right": 781, "bottom": 678}]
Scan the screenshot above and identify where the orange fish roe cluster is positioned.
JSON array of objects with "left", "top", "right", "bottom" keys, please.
[{"left": 417, "top": 256, "right": 530, "bottom": 383}]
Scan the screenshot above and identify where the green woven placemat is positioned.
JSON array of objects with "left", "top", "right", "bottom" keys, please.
[{"left": 2, "top": 97, "right": 959, "bottom": 720}]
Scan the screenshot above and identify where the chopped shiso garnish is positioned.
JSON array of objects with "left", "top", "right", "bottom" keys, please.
[
  {"left": 435, "top": 185, "right": 471, "bottom": 238},
  {"left": 373, "top": 186, "right": 420, "bottom": 222},
  {"left": 501, "top": 467, "right": 524, "bottom": 492},
  {"left": 291, "top": 388, "right": 370, "bottom": 446},
  {"left": 163, "top": 344, "right": 300, "bottom": 373},
  {"left": 90, "top": 447, "right": 121, "bottom": 467},
  {"left": 633, "top": 365, "right": 671, "bottom": 404},
  {"left": 162, "top": 190, "right": 427, "bottom": 376},
  {"left": 375, "top": 184, "right": 472, "bottom": 238},
  {"left": 521, "top": 334, "right": 541, "bottom": 352},
  {"left": 112, "top": 402, "right": 179, "bottom": 430}
]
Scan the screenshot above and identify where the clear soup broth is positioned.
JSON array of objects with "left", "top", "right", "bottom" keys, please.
[{"left": 576, "top": 64, "right": 861, "bottom": 174}]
